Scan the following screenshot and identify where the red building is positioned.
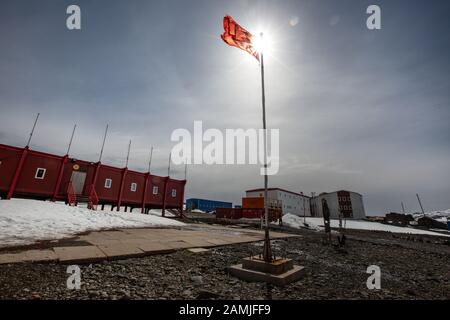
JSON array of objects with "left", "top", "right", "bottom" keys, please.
[{"left": 0, "top": 143, "right": 186, "bottom": 215}]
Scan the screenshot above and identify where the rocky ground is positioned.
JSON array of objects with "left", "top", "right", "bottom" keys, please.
[{"left": 0, "top": 225, "right": 449, "bottom": 300}]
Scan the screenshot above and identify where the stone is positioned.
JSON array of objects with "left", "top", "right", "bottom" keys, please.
[{"left": 190, "top": 275, "right": 204, "bottom": 285}]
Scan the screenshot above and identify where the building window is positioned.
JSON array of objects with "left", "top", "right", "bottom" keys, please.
[
  {"left": 152, "top": 186, "right": 159, "bottom": 195},
  {"left": 35, "top": 168, "right": 46, "bottom": 179},
  {"left": 171, "top": 189, "right": 177, "bottom": 197},
  {"left": 104, "top": 178, "right": 112, "bottom": 189},
  {"left": 130, "top": 182, "right": 137, "bottom": 192}
]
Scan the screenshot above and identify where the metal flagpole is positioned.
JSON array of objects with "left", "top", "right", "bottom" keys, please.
[
  {"left": 66, "top": 124, "right": 77, "bottom": 155},
  {"left": 259, "top": 34, "right": 272, "bottom": 263},
  {"left": 26, "top": 113, "right": 40, "bottom": 147},
  {"left": 98, "top": 124, "right": 109, "bottom": 162},
  {"left": 148, "top": 146, "right": 153, "bottom": 173}
]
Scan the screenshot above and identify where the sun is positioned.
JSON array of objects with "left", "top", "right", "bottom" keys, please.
[{"left": 253, "top": 32, "right": 273, "bottom": 55}]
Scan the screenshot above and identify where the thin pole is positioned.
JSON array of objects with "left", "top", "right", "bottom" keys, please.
[
  {"left": 259, "top": 35, "right": 272, "bottom": 263},
  {"left": 168, "top": 152, "right": 171, "bottom": 177},
  {"left": 184, "top": 161, "right": 187, "bottom": 180},
  {"left": 401, "top": 202, "right": 405, "bottom": 214},
  {"left": 148, "top": 146, "right": 154, "bottom": 173},
  {"left": 26, "top": 113, "right": 40, "bottom": 147},
  {"left": 416, "top": 194, "right": 425, "bottom": 215},
  {"left": 98, "top": 124, "right": 109, "bottom": 162},
  {"left": 125, "top": 140, "right": 131, "bottom": 168},
  {"left": 66, "top": 124, "right": 77, "bottom": 155},
  {"left": 302, "top": 193, "right": 306, "bottom": 224}
]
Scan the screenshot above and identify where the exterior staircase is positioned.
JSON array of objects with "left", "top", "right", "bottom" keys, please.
[{"left": 67, "top": 182, "right": 98, "bottom": 210}]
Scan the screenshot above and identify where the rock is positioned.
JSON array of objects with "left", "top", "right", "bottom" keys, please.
[
  {"left": 196, "top": 289, "right": 220, "bottom": 300},
  {"left": 182, "top": 289, "right": 192, "bottom": 296},
  {"left": 190, "top": 275, "right": 203, "bottom": 285}
]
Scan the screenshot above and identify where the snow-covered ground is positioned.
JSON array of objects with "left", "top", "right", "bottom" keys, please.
[
  {"left": 0, "top": 199, "right": 185, "bottom": 248},
  {"left": 283, "top": 213, "right": 449, "bottom": 237},
  {"left": 412, "top": 209, "right": 450, "bottom": 223}
]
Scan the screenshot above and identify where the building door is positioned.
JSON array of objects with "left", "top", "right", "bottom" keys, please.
[{"left": 71, "top": 171, "right": 87, "bottom": 195}]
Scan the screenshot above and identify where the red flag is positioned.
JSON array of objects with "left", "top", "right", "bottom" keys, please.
[{"left": 221, "top": 15, "right": 260, "bottom": 61}]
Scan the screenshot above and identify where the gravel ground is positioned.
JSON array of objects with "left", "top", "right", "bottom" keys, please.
[{"left": 0, "top": 226, "right": 449, "bottom": 300}]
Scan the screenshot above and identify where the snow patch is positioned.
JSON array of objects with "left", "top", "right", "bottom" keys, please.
[
  {"left": 282, "top": 214, "right": 449, "bottom": 237},
  {"left": 283, "top": 214, "right": 322, "bottom": 231},
  {"left": 0, "top": 199, "right": 184, "bottom": 248}
]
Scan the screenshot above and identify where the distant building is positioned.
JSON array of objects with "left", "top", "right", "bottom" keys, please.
[
  {"left": 186, "top": 198, "right": 232, "bottom": 213},
  {"left": 245, "top": 188, "right": 311, "bottom": 216},
  {"left": 311, "top": 190, "right": 366, "bottom": 219}
]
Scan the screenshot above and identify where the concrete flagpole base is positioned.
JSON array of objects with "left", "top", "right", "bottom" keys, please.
[{"left": 228, "top": 256, "right": 305, "bottom": 286}]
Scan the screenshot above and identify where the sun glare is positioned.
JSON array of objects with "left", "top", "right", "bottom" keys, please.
[{"left": 253, "top": 32, "right": 273, "bottom": 56}]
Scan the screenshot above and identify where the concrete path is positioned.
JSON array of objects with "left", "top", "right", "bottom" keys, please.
[{"left": 0, "top": 224, "right": 298, "bottom": 265}]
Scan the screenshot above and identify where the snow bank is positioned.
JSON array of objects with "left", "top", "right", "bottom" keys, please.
[
  {"left": 191, "top": 209, "right": 206, "bottom": 214},
  {"left": 0, "top": 199, "right": 185, "bottom": 248},
  {"left": 147, "top": 209, "right": 176, "bottom": 218},
  {"left": 283, "top": 214, "right": 322, "bottom": 231},
  {"left": 412, "top": 209, "right": 450, "bottom": 221},
  {"left": 282, "top": 214, "right": 449, "bottom": 237}
]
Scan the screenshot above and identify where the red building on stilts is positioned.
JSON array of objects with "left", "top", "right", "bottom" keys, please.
[{"left": 0, "top": 143, "right": 186, "bottom": 216}]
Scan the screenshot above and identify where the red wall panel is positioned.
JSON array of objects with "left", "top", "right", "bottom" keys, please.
[
  {"left": 165, "top": 179, "right": 185, "bottom": 207},
  {"left": 95, "top": 166, "right": 123, "bottom": 202},
  {"left": 121, "top": 171, "right": 146, "bottom": 204},
  {"left": 14, "top": 152, "right": 62, "bottom": 196},
  {"left": 145, "top": 175, "right": 166, "bottom": 205},
  {"left": 0, "top": 145, "right": 22, "bottom": 192}
]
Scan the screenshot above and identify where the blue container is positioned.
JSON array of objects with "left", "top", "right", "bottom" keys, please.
[{"left": 186, "top": 198, "right": 233, "bottom": 213}]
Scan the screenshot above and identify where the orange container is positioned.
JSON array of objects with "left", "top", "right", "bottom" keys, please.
[{"left": 242, "top": 197, "right": 265, "bottom": 209}]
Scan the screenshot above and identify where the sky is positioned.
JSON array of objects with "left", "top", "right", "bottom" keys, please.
[{"left": 0, "top": 0, "right": 449, "bottom": 216}]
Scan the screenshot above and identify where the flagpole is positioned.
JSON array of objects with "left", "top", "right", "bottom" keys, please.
[{"left": 259, "top": 34, "right": 272, "bottom": 263}]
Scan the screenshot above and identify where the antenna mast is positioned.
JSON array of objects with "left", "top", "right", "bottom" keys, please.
[
  {"left": 148, "top": 146, "right": 153, "bottom": 173},
  {"left": 26, "top": 113, "right": 40, "bottom": 147},
  {"left": 66, "top": 124, "right": 77, "bottom": 155},
  {"left": 98, "top": 124, "right": 109, "bottom": 162},
  {"left": 125, "top": 140, "right": 131, "bottom": 168}
]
